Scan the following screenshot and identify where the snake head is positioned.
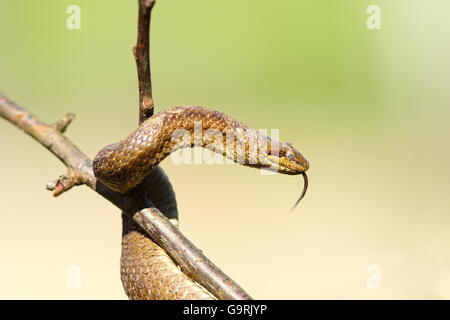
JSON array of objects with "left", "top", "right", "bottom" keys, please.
[
  {"left": 283, "top": 142, "right": 309, "bottom": 173},
  {"left": 265, "top": 140, "right": 309, "bottom": 175}
]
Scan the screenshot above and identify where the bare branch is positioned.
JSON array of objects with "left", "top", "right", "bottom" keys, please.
[
  {"left": 134, "top": 0, "right": 156, "bottom": 123},
  {"left": 134, "top": 208, "right": 253, "bottom": 300},
  {"left": 0, "top": 92, "right": 252, "bottom": 300},
  {"left": 0, "top": 94, "right": 94, "bottom": 189}
]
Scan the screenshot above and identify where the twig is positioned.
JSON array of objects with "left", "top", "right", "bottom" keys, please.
[
  {"left": 134, "top": 0, "right": 156, "bottom": 123},
  {"left": 51, "top": 113, "right": 76, "bottom": 133},
  {"left": 0, "top": 93, "right": 252, "bottom": 300},
  {"left": 0, "top": 94, "right": 94, "bottom": 194}
]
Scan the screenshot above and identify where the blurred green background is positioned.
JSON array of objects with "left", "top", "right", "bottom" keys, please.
[{"left": 1, "top": 0, "right": 450, "bottom": 299}]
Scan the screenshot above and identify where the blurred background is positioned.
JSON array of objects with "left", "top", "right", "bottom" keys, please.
[{"left": 1, "top": 0, "right": 449, "bottom": 299}]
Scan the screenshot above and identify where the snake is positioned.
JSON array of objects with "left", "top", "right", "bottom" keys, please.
[{"left": 93, "top": 106, "right": 309, "bottom": 300}]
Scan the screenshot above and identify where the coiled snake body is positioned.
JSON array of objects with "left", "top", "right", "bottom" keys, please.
[{"left": 93, "top": 106, "right": 309, "bottom": 299}]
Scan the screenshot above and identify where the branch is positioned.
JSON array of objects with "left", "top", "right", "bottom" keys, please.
[
  {"left": 134, "top": 209, "right": 252, "bottom": 300},
  {"left": 134, "top": 0, "right": 156, "bottom": 123},
  {"left": 0, "top": 93, "right": 252, "bottom": 300}
]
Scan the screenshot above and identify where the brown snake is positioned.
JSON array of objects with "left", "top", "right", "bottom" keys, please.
[{"left": 93, "top": 106, "right": 309, "bottom": 300}]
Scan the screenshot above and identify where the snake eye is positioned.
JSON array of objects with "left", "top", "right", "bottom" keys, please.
[{"left": 287, "top": 152, "right": 296, "bottom": 161}]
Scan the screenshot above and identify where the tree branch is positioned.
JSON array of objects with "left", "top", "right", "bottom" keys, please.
[
  {"left": 0, "top": 93, "right": 252, "bottom": 300},
  {"left": 134, "top": 208, "right": 252, "bottom": 300},
  {"left": 134, "top": 0, "right": 156, "bottom": 123}
]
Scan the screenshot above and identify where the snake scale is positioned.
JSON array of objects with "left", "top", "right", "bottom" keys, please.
[{"left": 93, "top": 106, "right": 309, "bottom": 300}]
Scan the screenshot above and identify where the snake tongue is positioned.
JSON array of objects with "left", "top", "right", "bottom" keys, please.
[{"left": 290, "top": 172, "right": 308, "bottom": 212}]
